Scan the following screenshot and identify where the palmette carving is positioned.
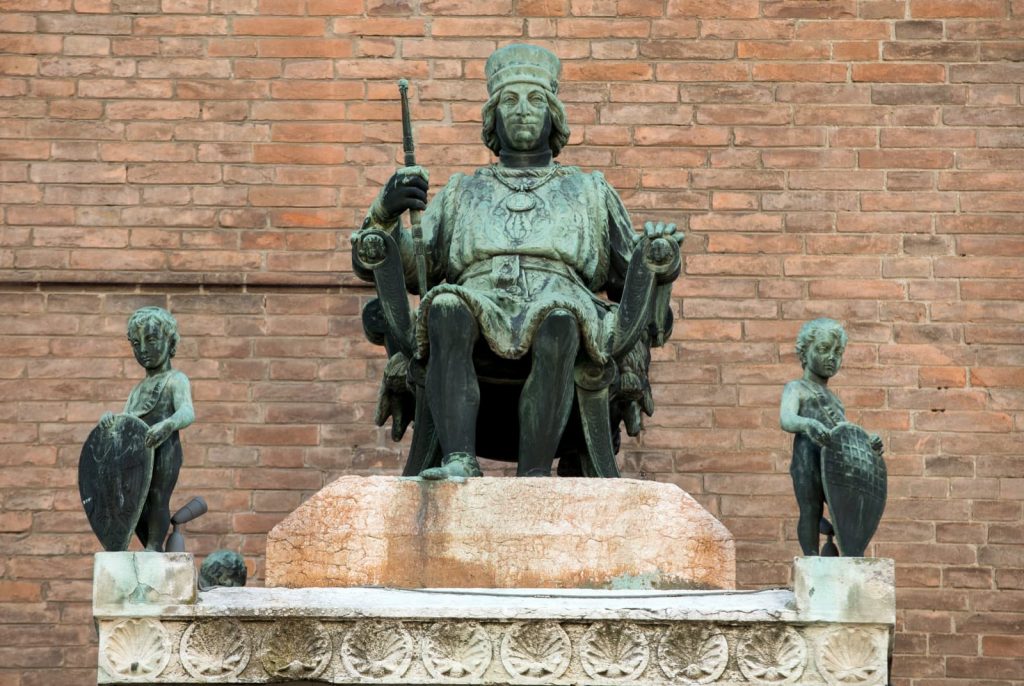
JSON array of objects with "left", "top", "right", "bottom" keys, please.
[
  {"left": 737, "top": 626, "right": 807, "bottom": 684},
  {"left": 422, "top": 621, "right": 492, "bottom": 680},
  {"left": 815, "top": 628, "right": 885, "bottom": 686},
  {"left": 657, "top": 625, "right": 729, "bottom": 684},
  {"left": 258, "top": 619, "right": 331, "bottom": 680},
  {"left": 100, "top": 618, "right": 172, "bottom": 681},
  {"left": 579, "top": 622, "right": 650, "bottom": 681},
  {"left": 500, "top": 622, "right": 571, "bottom": 679},
  {"left": 340, "top": 620, "right": 414, "bottom": 679},
  {"left": 179, "top": 619, "right": 250, "bottom": 681}
]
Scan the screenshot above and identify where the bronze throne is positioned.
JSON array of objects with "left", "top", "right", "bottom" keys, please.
[{"left": 351, "top": 226, "right": 681, "bottom": 478}]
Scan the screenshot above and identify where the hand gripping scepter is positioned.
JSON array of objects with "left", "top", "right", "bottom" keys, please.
[{"left": 398, "top": 79, "right": 429, "bottom": 298}]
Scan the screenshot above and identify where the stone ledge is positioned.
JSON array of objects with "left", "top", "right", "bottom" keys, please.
[
  {"left": 95, "top": 591, "right": 891, "bottom": 685},
  {"left": 95, "top": 579, "right": 893, "bottom": 685}
]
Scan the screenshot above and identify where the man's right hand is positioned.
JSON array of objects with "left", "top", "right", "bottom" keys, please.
[{"left": 378, "top": 165, "right": 429, "bottom": 223}]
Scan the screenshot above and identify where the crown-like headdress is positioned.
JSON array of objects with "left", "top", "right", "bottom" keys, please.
[{"left": 485, "top": 44, "right": 561, "bottom": 96}]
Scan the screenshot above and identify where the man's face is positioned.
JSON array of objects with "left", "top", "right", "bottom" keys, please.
[
  {"left": 496, "top": 83, "right": 550, "bottom": 152},
  {"left": 129, "top": 320, "right": 172, "bottom": 371}
]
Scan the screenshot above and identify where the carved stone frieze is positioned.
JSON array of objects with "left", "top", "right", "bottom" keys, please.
[
  {"left": 579, "top": 622, "right": 650, "bottom": 681},
  {"left": 96, "top": 617, "right": 891, "bottom": 685},
  {"left": 258, "top": 619, "right": 331, "bottom": 681},
  {"left": 421, "top": 621, "right": 492, "bottom": 680},
  {"left": 657, "top": 625, "right": 729, "bottom": 684},
  {"left": 815, "top": 627, "right": 886, "bottom": 686},
  {"left": 499, "top": 621, "right": 572, "bottom": 680},
  {"left": 339, "top": 620, "right": 414, "bottom": 680},
  {"left": 179, "top": 619, "right": 251, "bottom": 681},
  {"left": 736, "top": 626, "right": 808, "bottom": 685},
  {"left": 100, "top": 618, "right": 172, "bottom": 682}
]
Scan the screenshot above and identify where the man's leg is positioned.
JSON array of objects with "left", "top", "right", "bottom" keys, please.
[
  {"left": 517, "top": 309, "right": 580, "bottom": 476},
  {"left": 422, "top": 294, "right": 482, "bottom": 478}
]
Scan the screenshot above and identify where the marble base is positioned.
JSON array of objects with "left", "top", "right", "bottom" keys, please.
[
  {"left": 94, "top": 556, "right": 894, "bottom": 685},
  {"left": 266, "top": 476, "right": 736, "bottom": 590}
]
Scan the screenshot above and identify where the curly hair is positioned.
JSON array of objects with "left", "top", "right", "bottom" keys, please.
[
  {"left": 795, "top": 318, "right": 847, "bottom": 369},
  {"left": 481, "top": 88, "right": 571, "bottom": 157},
  {"left": 127, "top": 306, "right": 180, "bottom": 358}
]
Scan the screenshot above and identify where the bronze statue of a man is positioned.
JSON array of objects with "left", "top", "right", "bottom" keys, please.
[{"left": 354, "top": 44, "right": 682, "bottom": 479}]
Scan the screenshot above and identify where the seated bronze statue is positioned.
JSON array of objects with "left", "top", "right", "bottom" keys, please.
[{"left": 351, "top": 44, "right": 683, "bottom": 479}]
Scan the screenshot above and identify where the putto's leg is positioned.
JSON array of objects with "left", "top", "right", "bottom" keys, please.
[
  {"left": 790, "top": 435, "right": 825, "bottom": 555},
  {"left": 139, "top": 442, "right": 181, "bottom": 551},
  {"left": 517, "top": 309, "right": 579, "bottom": 476},
  {"left": 421, "top": 294, "right": 483, "bottom": 479}
]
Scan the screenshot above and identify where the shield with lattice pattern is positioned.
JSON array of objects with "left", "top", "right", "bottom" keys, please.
[
  {"left": 821, "top": 421, "right": 887, "bottom": 557},
  {"left": 78, "top": 415, "right": 153, "bottom": 551}
]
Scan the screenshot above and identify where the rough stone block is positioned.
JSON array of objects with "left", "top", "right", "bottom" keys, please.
[
  {"left": 266, "top": 475, "right": 735, "bottom": 590},
  {"left": 793, "top": 556, "right": 895, "bottom": 624},
  {"left": 94, "top": 551, "right": 197, "bottom": 614}
]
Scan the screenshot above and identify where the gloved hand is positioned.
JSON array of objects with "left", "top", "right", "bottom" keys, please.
[{"left": 374, "top": 165, "right": 429, "bottom": 224}]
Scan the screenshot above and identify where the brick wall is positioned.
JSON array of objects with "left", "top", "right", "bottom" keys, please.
[{"left": 1, "top": 1, "right": 1023, "bottom": 684}]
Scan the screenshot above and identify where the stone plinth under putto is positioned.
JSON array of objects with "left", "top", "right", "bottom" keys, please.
[{"left": 265, "top": 475, "right": 735, "bottom": 590}]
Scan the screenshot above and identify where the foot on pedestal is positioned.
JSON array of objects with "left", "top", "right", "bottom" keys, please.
[{"left": 420, "top": 452, "right": 483, "bottom": 480}]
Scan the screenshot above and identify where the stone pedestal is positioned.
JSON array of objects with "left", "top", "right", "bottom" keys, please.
[
  {"left": 92, "top": 557, "right": 895, "bottom": 685},
  {"left": 265, "top": 476, "right": 736, "bottom": 590}
]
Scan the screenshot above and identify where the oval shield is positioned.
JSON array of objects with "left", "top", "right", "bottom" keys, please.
[
  {"left": 821, "top": 421, "right": 887, "bottom": 557},
  {"left": 78, "top": 415, "right": 154, "bottom": 552}
]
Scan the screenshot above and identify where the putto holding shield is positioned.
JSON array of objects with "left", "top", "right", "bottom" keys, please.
[{"left": 780, "top": 318, "right": 887, "bottom": 557}]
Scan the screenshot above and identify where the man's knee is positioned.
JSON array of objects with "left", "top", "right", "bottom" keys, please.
[
  {"left": 535, "top": 309, "right": 579, "bottom": 353},
  {"left": 428, "top": 294, "right": 476, "bottom": 343}
]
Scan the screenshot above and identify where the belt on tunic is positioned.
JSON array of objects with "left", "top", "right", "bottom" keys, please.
[{"left": 457, "top": 255, "right": 584, "bottom": 291}]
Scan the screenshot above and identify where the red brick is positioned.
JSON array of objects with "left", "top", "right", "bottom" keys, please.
[
  {"left": 911, "top": 0, "right": 1008, "bottom": 16},
  {"left": 854, "top": 63, "right": 947, "bottom": 82}
]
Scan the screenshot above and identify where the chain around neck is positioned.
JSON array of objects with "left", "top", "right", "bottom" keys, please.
[{"left": 490, "top": 163, "right": 561, "bottom": 193}]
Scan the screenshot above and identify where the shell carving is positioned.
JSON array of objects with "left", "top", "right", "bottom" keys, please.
[
  {"left": 340, "top": 621, "right": 414, "bottom": 679},
  {"left": 657, "top": 625, "right": 729, "bottom": 684},
  {"left": 737, "top": 626, "right": 807, "bottom": 685},
  {"left": 500, "top": 622, "right": 571, "bottom": 679},
  {"left": 179, "top": 619, "right": 251, "bottom": 681},
  {"left": 816, "top": 628, "right": 885, "bottom": 686},
  {"left": 422, "top": 621, "right": 492, "bottom": 680},
  {"left": 579, "top": 622, "right": 650, "bottom": 681},
  {"left": 258, "top": 619, "right": 331, "bottom": 680},
  {"left": 100, "top": 618, "right": 172, "bottom": 681}
]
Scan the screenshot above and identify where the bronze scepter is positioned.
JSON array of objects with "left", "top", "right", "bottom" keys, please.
[{"left": 398, "top": 79, "right": 429, "bottom": 298}]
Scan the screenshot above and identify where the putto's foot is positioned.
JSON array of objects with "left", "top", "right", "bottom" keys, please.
[{"left": 420, "top": 452, "right": 483, "bottom": 480}]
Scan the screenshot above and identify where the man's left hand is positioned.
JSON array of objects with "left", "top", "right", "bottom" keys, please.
[{"left": 643, "top": 220, "right": 684, "bottom": 244}]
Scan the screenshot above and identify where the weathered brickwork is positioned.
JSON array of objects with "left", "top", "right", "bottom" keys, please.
[{"left": 0, "top": 1, "right": 1022, "bottom": 684}]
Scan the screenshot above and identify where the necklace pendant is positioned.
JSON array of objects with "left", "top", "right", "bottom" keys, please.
[{"left": 504, "top": 191, "right": 536, "bottom": 212}]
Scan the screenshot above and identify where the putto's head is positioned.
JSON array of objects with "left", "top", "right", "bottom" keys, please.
[
  {"left": 127, "top": 306, "right": 180, "bottom": 366},
  {"left": 481, "top": 44, "right": 571, "bottom": 157},
  {"left": 795, "top": 318, "right": 848, "bottom": 371}
]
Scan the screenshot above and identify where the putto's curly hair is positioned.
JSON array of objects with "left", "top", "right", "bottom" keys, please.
[
  {"left": 481, "top": 88, "right": 571, "bottom": 157},
  {"left": 127, "top": 306, "right": 180, "bottom": 358},
  {"left": 795, "top": 318, "right": 847, "bottom": 369}
]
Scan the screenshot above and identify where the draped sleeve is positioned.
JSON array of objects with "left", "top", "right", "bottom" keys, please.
[{"left": 597, "top": 172, "right": 638, "bottom": 303}]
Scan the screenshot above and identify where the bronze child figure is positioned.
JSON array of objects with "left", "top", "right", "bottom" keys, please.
[
  {"left": 99, "top": 306, "right": 195, "bottom": 551},
  {"left": 780, "top": 318, "right": 887, "bottom": 557}
]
